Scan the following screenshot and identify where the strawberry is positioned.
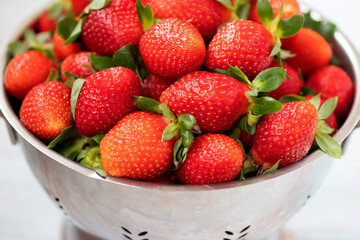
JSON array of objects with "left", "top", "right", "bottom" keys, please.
[
  {"left": 281, "top": 28, "right": 332, "bottom": 75},
  {"left": 175, "top": 133, "right": 244, "bottom": 184},
  {"left": 4, "top": 50, "right": 58, "bottom": 100},
  {"left": 160, "top": 71, "right": 250, "bottom": 132},
  {"left": 250, "top": 101, "right": 318, "bottom": 169},
  {"left": 306, "top": 65, "right": 354, "bottom": 121},
  {"left": 267, "top": 63, "right": 301, "bottom": 100},
  {"left": 140, "top": 0, "right": 231, "bottom": 42},
  {"left": 139, "top": 18, "right": 206, "bottom": 80},
  {"left": 61, "top": 52, "right": 95, "bottom": 82},
  {"left": 75, "top": 66, "right": 142, "bottom": 137},
  {"left": 249, "top": 0, "right": 301, "bottom": 24},
  {"left": 53, "top": 29, "right": 82, "bottom": 61},
  {"left": 36, "top": 10, "right": 58, "bottom": 32},
  {"left": 70, "top": 0, "right": 91, "bottom": 15},
  {"left": 19, "top": 81, "right": 73, "bottom": 142},
  {"left": 100, "top": 111, "right": 176, "bottom": 180},
  {"left": 82, "top": 0, "right": 143, "bottom": 56},
  {"left": 205, "top": 19, "right": 274, "bottom": 80},
  {"left": 142, "top": 74, "right": 173, "bottom": 101}
]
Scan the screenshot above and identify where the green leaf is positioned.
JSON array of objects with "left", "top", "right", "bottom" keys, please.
[
  {"left": 234, "top": 1, "right": 251, "bottom": 20},
  {"left": 276, "top": 14, "right": 304, "bottom": 38},
  {"left": 81, "top": 0, "right": 111, "bottom": 17},
  {"left": 181, "top": 130, "right": 194, "bottom": 148},
  {"left": 252, "top": 67, "right": 286, "bottom": 92},
  {"left": 216, "top": 0, "right": 233, "bottom": 9},
  {"left": 136, "top": 0, "right": 154, "bottom": 32},
  {"left": 318, "top": 97, "right": 338, "bottom": 120},
  {"left": 212, "top": 68, "right": 245, "bottom": 83},
  {"left": 89, "top": 54, "right": 113, "bottom": 71},
  {"left": 270, "top": 38, "right": 282, "bottom": 57},
  {"left": 64, "top": 72, "right": 80, "bottom": 81},
  {"left": 162, "top": 123, "right": 180, "bottom": 141},
  {"left": 48, "top": 126, "right": 78, "bottom": 148},
  {"left": 245, "top": 88, "right": 259, "bottom": 99},
  {"left": 257, "top": 0, "right": 273, "bottom": 28},
  {"left": 57, "top": 17, "right": 78, "bottom": 40},
  {"left": 112, "top": 44, "right": 138, "bottom": 71},
  {"left": 315, "top": 132, "right": 342, "bottom": 159},
  {"left": 94, "top": 167, "right": 107, "bottom": 178},
  {"left": 133, "top": 96, "right": 162, "bottom": 113},
  {"left": 249, "top": 96, "right": 283, "bottom": 115},
  {"left": 239, "top": 115, "right": 256, "bottom": 135},
  {"left": 303, "top": 11, "right": 337, "bottom": 40},
  {"left": 228, "top": 63, "right": 251, "bottom": 86},
  {"left": 247, "top": 112, "right": 262, "bottom": 127},
  {"left": 48, "top": 1, "right": 63, "bottom": 19},
  {"left": 300, "top": 86, "right": 316, "bottom": 96},
  {"left": 158, "top": 103, "right": 176, "bottom": 120},
  {"left": 178, "top": 114, "right": 197, "bottom": 132},
  {"left": 308, "top": 94, "right": 321, "bottom": 110},
  {"left": 239, "top": 154, "right": 261, "bottom": 180},
  {"left": 71, "top": 78, "right": 86, "bottom": 120},
  {"left": 64, "top": 18, "right": 84, "bottom": 45},
  {"left": 173, "top": 138, "right": 187, "bottom": 169},
  {"left": 88, "top": 134, "right": 106, "bottom": 147},
  {"left": 317, "top": 120, "right": 335, "bottom": 136},
  {"left": 279, "top": 94, "right": 308, "bottom": 104},
  {"left": 7, "top": 41, "right": 28, "bottom": 56},
  {"left": 262, "top": 159, "right": 281, "bottom": 175}
]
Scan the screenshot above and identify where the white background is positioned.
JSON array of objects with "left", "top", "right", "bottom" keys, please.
[{"left": 0, "top": 0, "right": 359, "bottom": 239}]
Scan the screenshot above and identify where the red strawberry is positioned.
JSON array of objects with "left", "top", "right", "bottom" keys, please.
[
  {"left": 4, "top": 50, "right": 58, "bottom": 100},
  {"left": 267, "top": 63, "right": 301, "bottom": 100},
  {"left": 176, "top": 133, "right": 244, "bottom": 185},
  {"left": 282, "top": 28, "right": 332, "bottom": 76},
  {"left": 306, "top": 65, "right": 354, "bottom": 121},
  {"left": 100, "top": 111, "right": 176, "bottom": 180},
  {"left": 75, "top": 66, "right": 142, "bottom": 137},
  {"left": 205, "top": 19, "right": 274, "bottom": 80},
  {"left": 36, "top": 10, "right": 58, "bottom": 32},
  {"left": 160, "top": 71, "right": 250, "bottom": 132},
  {"left": 139, "top": 18, "right": 206, "bottom": 80},
  {"left": 53, "top": 29, "right": 82, "bottom": 61},
  {"left": 240, "top": 130, "right": 254, "bottom": 151},
  {"left": 70, "top": 0, "right": 91, "bottom": 15},
  {"left": 19, "top": 81, "right": 73, "bottom": 142},
  {"left": 82, "top": 0, "right": 143, "bottom": 56},
  {"left": 61, "top": 52, "right": 95, "bottom": 82},
  {"left": 142, "top": 74, "right": 173, "bottom": 101},
  {"left": 140, "top": 0, "right": 231, "bottom": 42},
  {"left": 250, "top": 101, "right": 318, "bottom": 169},
  {"left": 249, "top": 0, "right": 301, "bottom": 24}
]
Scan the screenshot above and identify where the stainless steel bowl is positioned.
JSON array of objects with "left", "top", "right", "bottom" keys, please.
[{"left": 1, "top": 5, "right": 360, "bottom": 240}]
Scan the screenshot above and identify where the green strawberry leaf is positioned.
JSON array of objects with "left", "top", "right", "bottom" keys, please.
[
  {"left": 88, "top": 134, "right": 106, "bottom": 147},
  {"left": 276, "top": 14, "right": 304, "bottom": 38},
  {"left": 112, "top": 44, "right": 138, "bottom": 71},
  {"left": 181, "top": 130, "right": 194, "bottom": 148},
  {"left": 300, "top": 86, "right": 316, "bottom": 96},
  {"left": 46, "top": 69, "right": 60, "bottom": 82},
  {"left": 308, "top": 94, "right": 321, "bottom": 110},
  {"left": 257, "top": 0, "right": 273, "bottom": 28},
  {"left": 64, "top": 18, "right": 84, "bottom": 45},
  {"left": 247, "top": 111, "right": 262, "bottom": 127},
  {"left": 71, "top": 78, "right": 86, "bottom": 120},
  {"left": 270, "top": 38, "right": 282, "bottom": 57},
  {"left": 239, "top": 115, "right": 256, "bottom": 135},
  {"left": 315, "top": 132, "right": 342, "bottom": 159},
  {"left": 178, "top": 114, "right": 197, "bottom": 132},
  {"left": 228, "top": 63, "right": 251, "bottom": 86},
  {"left": 57, "top": 17, "right": 78, "bottom": 40},
  {"left": 64, "top": 72, "right": 81, "bottom": 81},
  {"left": 249, "top": 96, "right": 283, "bottom": 115},
  {"left": 245, "top": 87, "right": 259, "bottom": 99},
  {"left": 162, "top": 123, "right": 180, "bottom": 141},
  {"left": 318, "top": 97, "right": 338, "bottom": 120},
  {"left": 216, "top": 0, "right": 233, "bottom": 9},
  {"left": 89, "top": 54, "right": 113, "bottom": 71},
  {"left": 252, "top": 67, "right": 286, "bottom": 92},
  {"left": 81, "top": 0, "right": 111, "bottom": 17},
  {"left": 173, "top": 138, "right": 187, "bottom": 169},
  {"left": 133, "top": 96, "right": 162, "bottom": 113},
  {"left": 279, "top": 94, "right": 308, "bottom": 104},
  {"left": 48, "top": 126, "right": 78, "bottom": 148},
  {"left": 48, "top": 1, "right": 64, "bottom": 19},
  {"left": 94, "top": 167, "right": 107, "bottom": 178},
  {"left": 239, "top": 154, "right": 261, "bottom": 180},
  {"left": 317, "top": 120, "right": 335, "bottom": 136},
  {"left": 78, "top": 146, "right": 103, "bottom": 169},
  {"left": 158, "top": 103, "right": 176, "bottom": 120},
  {"left": 136, "top": 0, "right": 155, "bottom": 32},
  {"left": 303, "top": 11, "right": 337, "bottom": 40},
  {"left": 261, "top": 159, "right": 281, "bottom": 175},
  {"left": 7, "top": 41, "right": 28, "bottom": 57},
  {"left": 234, "top": 0, "right": 251, "bottom": 20}
]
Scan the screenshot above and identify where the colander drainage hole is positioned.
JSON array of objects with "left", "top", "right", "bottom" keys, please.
[
  {"left": 54, "top": 197, "right": 67, "bottom": 216},
  {"left": 121, "top": 226, "right": 149, "bottom": 240},
  {"left": 224, "top": 225, "right": 250, "bottom": 240}
]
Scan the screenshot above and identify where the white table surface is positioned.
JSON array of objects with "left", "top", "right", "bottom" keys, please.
[{"left": 0, "top": 1, "right": 360, "bottom": 239}]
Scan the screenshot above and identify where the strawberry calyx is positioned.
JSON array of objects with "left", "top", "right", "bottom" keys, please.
[
  {"left": 135, "top": 0, "right": 162, "bottom": 32},
  {"left": 134, "top": 96, "right": 201, "bottom": 169},
  {"left": 217, "top": 0, "right": 251, "bottom": 20},
  {"left": 238, "top": 154, "right": 281, "bottom": 180},
  {"left": 57, "top": 0, "right": 110, "bottom": 45}
]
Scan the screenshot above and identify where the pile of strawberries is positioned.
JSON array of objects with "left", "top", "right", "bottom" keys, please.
[{"left": 3, "top": 0, "right": 354, "bottom": 184}]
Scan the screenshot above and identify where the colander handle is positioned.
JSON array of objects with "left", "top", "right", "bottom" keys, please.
[{"left": 0, "top": 109, "right": 18, "bottom": 145}]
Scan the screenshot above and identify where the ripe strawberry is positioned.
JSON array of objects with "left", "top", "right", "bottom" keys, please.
[
  {"left": 75, "top": 66, "right": 142, "bottom": 137},
  {"left": 306, "top": 65, "right": 354, "bottom": 121},
  {"left": 176, "top": 133, "right": 244, "bottom": 184},
  {"left": 304, "top": 95, "right": 337, "bottom": 136},
  {"left": 140, "top": 0, "right": 231, "bottom": 42},
  {"left": 36, "top": 10, "right": 58, "bottom": 32},
  {"left": 267, "top": 63, "right": 301, "bottom": 100},
  {"left": 61, "top": 52, "right": 95, "bottom": 81},
  {"left": 142, "top": 74, "right": 173, "bottom": 101},
  {"left": 160, "top": 71, "right": 250, "bottom": 132},
  {"left": 250, "top": 101, "right": 318, "bottom": 169},
  {"left": 53, "top": 29, "right": 82, "bottom": 61},
  {"left": 4, "top": 50, "right": 58, "bottom": 100},
  {"left": 19, "top": 81, "right": 73, "bottom": 142},
  {"left": 240, "top": 130, "right": 254, "bottom": 151},
  {"left": 205, "top": 19, "right": 274, "bottom": 80},
  {"left": 249, "top": 0, "right": 301, "bottom": 24},
  {"left": 70, "top": 0, "right": 91, "bottom": 15},
  {"left": 100, "top": 111, "right": 176, "bottom": 180},
  {"left": 82, "top": 0, "right": 143, "bottom": 56},
  {"left": 139, "top": 18, "right": 206, "bottom": 80},
  {"left": 281, "top": 28, "right": 332, "bottom": 76}
]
